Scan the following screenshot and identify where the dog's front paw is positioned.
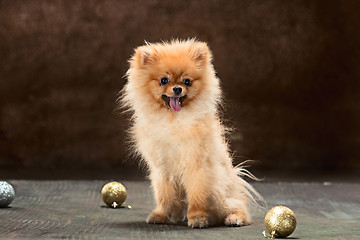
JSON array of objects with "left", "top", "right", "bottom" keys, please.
[
  {"left": 224, "top": 212, "right": 251, "bottom": 227},
  {"left": 146, "top": 210, "right": 167, "bottom": 224},
  {"left": 187, "top": 211, "right": 209, "bottom": 228}
]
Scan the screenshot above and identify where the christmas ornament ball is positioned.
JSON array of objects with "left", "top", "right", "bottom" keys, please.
[
  {"left": 101, "top": 181, "right": 127, "bottom": 208},
  {"left": 264, "top": 206, "right": 296, "bottom": 238},
  {"left": 0, "top": 181, "right": 15, "bottom": 207}
]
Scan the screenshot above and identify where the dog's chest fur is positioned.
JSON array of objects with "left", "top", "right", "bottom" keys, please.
[{"left": 134, "top": 111, "right": 215, "bottom": 173}]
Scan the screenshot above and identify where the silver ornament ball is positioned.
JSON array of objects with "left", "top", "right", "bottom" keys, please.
[{"left": 0, "top": 181, "right": 15, "bottom": 207}]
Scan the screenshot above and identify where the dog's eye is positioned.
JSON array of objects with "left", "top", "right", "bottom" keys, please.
[
  {"left": 160, "top": 77, "right": 169, "bottom": 85},
  {"left": 183, "top": 78, "right": 191, "bottom": 86}
]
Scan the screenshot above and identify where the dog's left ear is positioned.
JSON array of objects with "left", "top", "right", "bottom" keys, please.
[
  {"left": 189, "top": 42, "right": 212, "bottom": 67},
  {"left": 132, "top": 45, "right": 158, "bottom": 69}
]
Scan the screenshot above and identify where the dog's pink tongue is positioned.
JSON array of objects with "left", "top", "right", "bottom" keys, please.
[{"left": 169, "top": 97, "right": 181, "bottom": 112}]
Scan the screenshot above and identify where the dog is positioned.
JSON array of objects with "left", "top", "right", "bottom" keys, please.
[{"left": 120, "top": 39, "right": 261, "bottom": 228}]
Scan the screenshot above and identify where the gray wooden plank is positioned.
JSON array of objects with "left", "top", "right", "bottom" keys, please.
[{"left": 0, "top": 181, "right": 359, "bottom": 239}]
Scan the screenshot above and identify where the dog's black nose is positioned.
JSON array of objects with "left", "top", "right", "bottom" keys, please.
[{"left": 173, "top": 86, "right": 182, "bottom": 95}]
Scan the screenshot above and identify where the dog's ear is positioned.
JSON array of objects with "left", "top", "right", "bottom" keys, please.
[
  {"left": 132, "top": 45, "right": 158, "bottom": 68},
  {"left": 189, "top": 42, "right": 212, "bottom": 66}
]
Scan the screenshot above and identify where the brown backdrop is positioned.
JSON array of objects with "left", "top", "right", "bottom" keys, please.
[{"left": 1, "top": 0, "right": 359, "bottom": 174}]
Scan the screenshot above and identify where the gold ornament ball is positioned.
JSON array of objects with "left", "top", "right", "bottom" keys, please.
[
  {"left": 101, "top": 181, "right": 127, "bottom": 208},
  {"left": 264, "top": 206, "right": 296, "bottom": 238}
]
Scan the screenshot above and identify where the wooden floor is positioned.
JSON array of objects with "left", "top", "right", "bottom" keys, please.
[{"left": 0, "top": 180, "right": 359, "bottom": 239}]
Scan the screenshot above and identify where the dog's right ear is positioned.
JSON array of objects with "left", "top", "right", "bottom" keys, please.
[
  {"left": 189, "top": 42, "right": 213, "bottom": 68},
  {"left": 132, "top": 45, "right": 157, "bottom": 69}
]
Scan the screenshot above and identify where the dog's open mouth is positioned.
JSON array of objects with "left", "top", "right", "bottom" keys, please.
[{"left": 162, "top": 95, "right": 186, "bottom": 112}]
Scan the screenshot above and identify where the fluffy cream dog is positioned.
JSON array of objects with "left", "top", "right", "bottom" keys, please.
[{"left": 120, "top": 39, "right": 261, "bottom": 228}]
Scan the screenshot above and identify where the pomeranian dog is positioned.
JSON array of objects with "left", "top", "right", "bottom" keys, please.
[{"left": 120, "top": 39, "right": 261, "bottom": 228}]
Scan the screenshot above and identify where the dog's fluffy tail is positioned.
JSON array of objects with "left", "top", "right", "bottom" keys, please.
[{"left": 234, "top": 161, "right": 266, "bottom": 208}]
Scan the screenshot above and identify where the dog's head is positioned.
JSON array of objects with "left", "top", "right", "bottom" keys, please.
[{"left": 127, "top": 39, "right": 217, "bottom": 113}]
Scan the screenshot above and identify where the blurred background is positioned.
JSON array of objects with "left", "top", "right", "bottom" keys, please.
[{"left": 0, "top": 0, "right": 359, "bottom": 180}]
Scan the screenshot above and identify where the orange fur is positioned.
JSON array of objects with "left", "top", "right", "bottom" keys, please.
[{"left": 121, "top": 39, "right": 261, "bottom": 228}]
